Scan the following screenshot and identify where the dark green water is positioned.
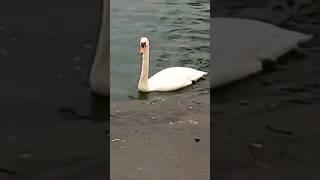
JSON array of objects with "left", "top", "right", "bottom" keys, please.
[{"left": 111, "top": 0, "right": 210, "bottom": 101}]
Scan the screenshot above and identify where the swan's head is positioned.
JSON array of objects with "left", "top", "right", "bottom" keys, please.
[{"left": 139, "top": 37, "right": 149, "bottom": 55}]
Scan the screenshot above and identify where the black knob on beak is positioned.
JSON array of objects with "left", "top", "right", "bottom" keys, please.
[{"left": 141, "top": 42, "right": 146, "bottom": 48}]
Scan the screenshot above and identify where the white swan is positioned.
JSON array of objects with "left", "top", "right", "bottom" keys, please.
[
  {"left": 137, "top": 37, "right": 208, "bottom": 92},
  {"left": 211, "top": 17, "right": 313, "bottom": 88}
]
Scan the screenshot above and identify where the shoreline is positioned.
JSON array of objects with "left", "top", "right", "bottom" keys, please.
[
  {"left": 110, "top": 76, "right": 210, "bottom": 103},
  {"left": 110, "top": 90, "right": 210, "bottom": 179}
]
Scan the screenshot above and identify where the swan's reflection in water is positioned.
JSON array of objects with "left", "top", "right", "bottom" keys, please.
[
  {"left": 126, "top": 79, "right": 208, "bottom": 101},
  {"left": 137, "top": 92, "right": 149, "bottom": 100}
]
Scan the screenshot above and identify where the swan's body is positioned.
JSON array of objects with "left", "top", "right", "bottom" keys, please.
[
  {"left": 138, "top": 37, "right": 207, "bottom": 92},
  {"left": 211, "top": 17, "right": 313, "bottom": 88},
  {"left": 146, "top": 67, "right": 207, "bottom": 92}
]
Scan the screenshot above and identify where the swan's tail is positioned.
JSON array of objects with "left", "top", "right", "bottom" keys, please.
[{"left": 192, "top": 70, "right": 208, "bottom": 81}]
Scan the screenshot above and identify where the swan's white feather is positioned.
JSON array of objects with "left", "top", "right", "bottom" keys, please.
[
  {"left": 148, "top": 67, "right": 207, "bottom": 91},
  {"left": 212, "top": 17, "right": 313, "bottom": 88}
]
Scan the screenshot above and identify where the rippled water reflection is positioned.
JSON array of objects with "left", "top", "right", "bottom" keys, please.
[{"left": 111, "top": 0, "right": 210, "bottom": 101}]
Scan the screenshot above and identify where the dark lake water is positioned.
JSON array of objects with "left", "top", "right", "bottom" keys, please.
[{"left": 110, "top": 0, "right": 210, "bottom": 102}]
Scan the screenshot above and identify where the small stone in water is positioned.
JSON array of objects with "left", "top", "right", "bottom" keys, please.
[
  {"left": 250, "top": 141, "right": 264, "bottom": 149},
  {"left": 195, "top": 138, "right": 200, "bottom": 142}
]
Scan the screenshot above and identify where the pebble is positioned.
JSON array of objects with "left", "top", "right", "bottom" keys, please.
[
  {"left": 192, "top": 100, "right": 201, "bottom": 104},
  {"left": 249, "top": 141, "right": 264, "bottom": 149},
  {"left": 188, "top": 119, "right": 199, "bottom": 125},
  {"left": 111, "top": 138, "right": 121, "bottom": 142}
]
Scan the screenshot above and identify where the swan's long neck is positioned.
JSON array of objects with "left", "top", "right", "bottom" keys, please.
[
  {"left": 89, "top": 0, "right": 109, "bottom": 96},
  {"left": 138, "top": 50, "right": 150, "bottom": 92}
]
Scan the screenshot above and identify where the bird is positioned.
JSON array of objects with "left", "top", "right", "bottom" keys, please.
[
  {"left": 211, "top": 17, "right": 313, "bottom": 88},
  {"left": 137, "top": 37, "right": 207, "bottom": 92}
]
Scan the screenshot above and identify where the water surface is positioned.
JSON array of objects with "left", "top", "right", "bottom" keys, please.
[{"left": 111, "top": 0, "right": 210, "bottom": 101}]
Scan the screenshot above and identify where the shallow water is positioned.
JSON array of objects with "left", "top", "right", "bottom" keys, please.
[{"left": 110, "top": 0, "right": 210, "bottom": 101}]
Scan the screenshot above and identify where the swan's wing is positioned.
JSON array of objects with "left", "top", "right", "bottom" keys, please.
[
  {"left": 211, "top": 17, "right": 313, "bottom": 88},
  {"left": 148, "top": 67, "right": 207, "bottom": 91}
]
